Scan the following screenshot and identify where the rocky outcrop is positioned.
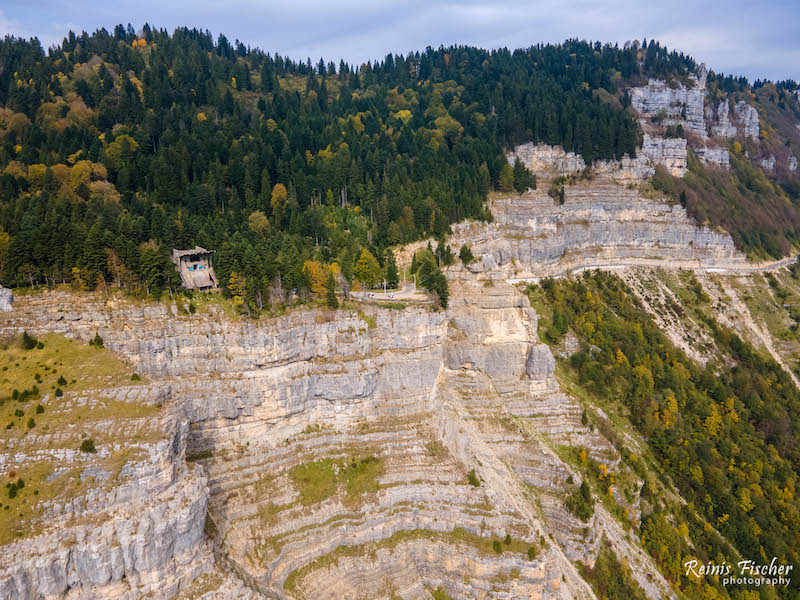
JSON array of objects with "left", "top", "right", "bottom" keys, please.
[
  {"left": 0, "top": 286, "right": 11, "bottom": 311},
  {"left": 708, "top": 100, "right": 760, "bottom": 140},
  {"left": 510, "top": 63, "right": 770, "bottom": 179},
  {"left": 507, "top": 132, "right": 686, "bottom": 180},
  {"left": 761, "top": 155, "right": 776, "bottom": 170},
  {"left": 709, "top": 100, "right": 736, "bottom": 138},
  {"left": 790, "top": 156, "right": 798, "bottom": 172},
  {"left": 450, "top": 183, "right": 742, "bottom": 280},
  {"left": 734, "top": 101, "right": 760, "bottom": 139},
  {"left": 507, "top": 143, "right": 586, "bottom": 177},
  {"left": 593, "top": 156, "right": 655, "bottom": 181},
  {"left": 0, "top": 396, "right": 213, "bottom": 600},
  {"left": 695, "top": 146, "right": 730, "bottom": 168},
  {"left": 639, "top": 133, "right": 687, "bottom": 176},
  {"left": 631, "top": 66, "right": 707, "bottom": 137},
  {"left": 1, "top": 469, "right": 210, "bottom": 600},
  {"left": 628, "top": 66, "right": 763, "bottom": 173}
]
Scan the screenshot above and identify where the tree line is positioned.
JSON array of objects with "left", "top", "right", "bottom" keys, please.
[{"left": 0, "top": 28, "right": 698, "bottom": 311}]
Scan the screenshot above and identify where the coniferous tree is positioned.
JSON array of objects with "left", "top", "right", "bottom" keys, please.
[
  {"left": 498, "top": 163, "right": 515, "bottom": 193},
  {"left": 325, "top": 269, "right": 338, "bottom": 309},
  {"left": 385, "top": 251, "right": 399, "bottom": 289}
]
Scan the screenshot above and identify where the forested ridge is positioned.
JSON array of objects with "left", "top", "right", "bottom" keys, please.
[
  {"left": 530, "top": 272, "right": 800, "bottom": 598},
  {"left": 0, "top": 26, "right": 694, "bottom": 309}
]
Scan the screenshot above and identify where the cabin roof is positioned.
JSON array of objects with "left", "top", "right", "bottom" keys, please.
[{"left": 172, "top": 246, "right": 212, "bottom": 259}]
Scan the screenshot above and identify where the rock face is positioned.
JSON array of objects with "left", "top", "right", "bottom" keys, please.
[
  {"left": 3, "top": 259, "right": 677, "bottom": 599},
  {"left": 631, "top": 66, "right": 708, "bottom": 137},
  {"left": 0, "top": 395, "right": 213, "bottom": 600},
  {"left": 708, "top": 100, "right": 760, "bottom": 140},
  {"left": 0, "top": 286, "right": 12, "bottom": 311},
  {"left": 762, "top": 155, "right": 776, "bottom": 171},
  {"left": 628, "top": 66, "right": 763, "bottom": 172},
  {"left": 511, "top": 65, "right": 765, "bottom": 179},
  {"left": 5, "top": 171, "right": 738, "bottom": 600},
  {"left": 638, "top": 132, "right": 687, "bottom": 177},
  {"left": 790, "top": 155, "right": 798, "bottom": 172},
  {"left": 507, "top": 132, "right": 686, "bottom": 180},
  {"left": 734, "top": 101, "right": 760, "bottom": 139},
  {"left": 507, "top": 143, "right": 586, "bottom": 176},
  {"left": 451, "top": 182, "right": 742, "bottom": 280},
  {"left": 709, "top": 100, "right": 737, "bottom": 137},
  {"left": 695, "top": 146, "right": 730, "bottom": 168}
]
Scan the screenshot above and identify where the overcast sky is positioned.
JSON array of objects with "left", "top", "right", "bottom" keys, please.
[{"left": 1, "top": 0, "right": 798, "bottom": 83}]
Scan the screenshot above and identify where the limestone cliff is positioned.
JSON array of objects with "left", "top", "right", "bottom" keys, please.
[
  {"left": 3, "top": 269, "right": 676, "bottom": 600},
  {"left": 448, "top": 182, "right": 742, "bottom": 280},
  {"left": 708, "top": 99, "right": 760, "bottom": 140},
  {"left": 0, "top": 365, "right": 212, "bottom": 599},
  {"left": 506, "top": 133, "right": 686, "bottom": 180},
  {"left": 507, "top": 63, "right": 772, "bottom": 179},
  {"left": 630, "top": 68, "right": 708, "bottom": 137},
  {"left": 0, "top": 172, "right": 751, "bottom": 600}
]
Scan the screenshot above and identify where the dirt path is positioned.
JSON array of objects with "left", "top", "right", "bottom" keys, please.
[{"left": 507, "top": 256, "right": 798, "bottom": 285}]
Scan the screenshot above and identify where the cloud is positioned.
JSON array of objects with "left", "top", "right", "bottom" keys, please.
[{"left": 0, "top": 8, "right": 30, "bottom": 38}]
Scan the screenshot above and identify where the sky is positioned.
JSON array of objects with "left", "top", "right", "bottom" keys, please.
[{"left": 1, "top": 0, "right": 798, "bottom": 83}]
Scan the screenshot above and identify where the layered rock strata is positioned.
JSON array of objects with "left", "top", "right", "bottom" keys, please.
[
  {"left": 2, "top": 170, "right": 742, "bottom": 599},
  {"left": 3, "top": 267, "right": 678, "bottom": 599},
  {"left": 708, "top": 100, "right": 760, "bottom": 140},
  {"left": 506, "top": 133, "right": 686, "bottom": 180},
  {"left": 0, "top": 387, "right": 213, "bottom": 599},
  {"left": 695, "top": 146, "right": 730, "bottom": 168},
  {"left": 631, "top": 67, "right": 708, "bottom": 137},
  {"left": 450, "top": 182, "right": 742, "bottom": 280}
]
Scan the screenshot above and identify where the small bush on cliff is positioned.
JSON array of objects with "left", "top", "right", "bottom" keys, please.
[
  {"left": 79, "top": 439, "right": 97, "bottom": 453},
  {"left": 459, "top": 245, "right": 475, "bottom": 265},
  {"left": 325, "top": 270, "right": 338, "bottom": 309},
  {"left": 89, "top": 333, "right": 104, "bottom": 349},
  {"left": 468, "top": 468, "right": 480, "bottom": 487},
  {"left": 565, "top": 481, "right": 594, "bottom": 521},
  {"left": 430, "top": 589, "right": 455, "bottom": 600},
  {"left": 579, "top": 540, "right": 648, "bottom": 600},
  {"left": 419, "top": 260, "right": 449, "bottom": 309},
  {"left": 21, "top": 332, "right": 37, "bottom": 350}
]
